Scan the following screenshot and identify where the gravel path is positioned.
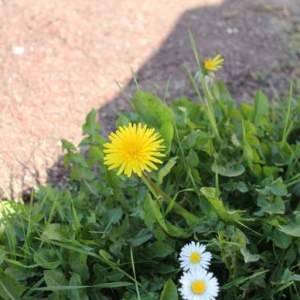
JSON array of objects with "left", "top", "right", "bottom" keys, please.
[{"left": 0, "top": 0, "right": 299, "bottom": 199}]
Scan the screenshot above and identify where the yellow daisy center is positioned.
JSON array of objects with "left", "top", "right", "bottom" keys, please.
[
  {"left": 189, "top": 251, "right": 201, "bottom": 264},
  {"left": 103, "top": 123, "right": 165, "bottom": 177},
  {"left": 191, "top": 280, "right": 206, "bottom": 295}
]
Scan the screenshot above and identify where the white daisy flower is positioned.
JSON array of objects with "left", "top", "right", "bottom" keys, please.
[
  {"left": 179, "top": 268, "right": 219, "bottom": 300},
  {"left": 179, "top": 241, "right": 212, "bottom": 271}
]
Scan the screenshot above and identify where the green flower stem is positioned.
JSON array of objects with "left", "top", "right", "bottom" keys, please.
[
  {"left": 201, "top": 78, "right": 221, "bottom": 141},
  {"left": 141, "top": 173, "right": 199, "bottom": 221},
  {"left": 281, "top": 82, "right": 293, "bottom": 147},
  {"left": 130, "top": 247, "right": 141, "bottom": 300},
  {"left": 141, "top": 173, "right": 171, "bottom": 202},
  {"left": 185, "top": 61, "right": 221, "bottom": 142}
]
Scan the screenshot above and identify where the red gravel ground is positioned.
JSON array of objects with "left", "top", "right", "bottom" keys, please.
[{"left": 0, "top": 0, "right": 299, "bottom": 199}]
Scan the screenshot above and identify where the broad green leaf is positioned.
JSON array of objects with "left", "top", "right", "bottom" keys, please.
[
  {"left": 256, "top": 195, "right": 285, "bottom": 215},
  {"left": 61, "top": 139, "right": 77, "bottom": 152},
  {"left": 212, "top": 162, "right": 245, "bottom": 177},
  {"left": 271, "top": 229, "right": 292, "bottom": 249},
  {"left": 172, "top": 97, "right": 202, "bottom": 123},
  {"left": 43, "top": 240, "right": 94, "bottom": 259},
  {"left": 280, "top": 268, "right": 300, "bottom": 284},
  {"left": 34, "top": 248, "right": 61, "bottom": 269},
  {"left": 157, "top": 157, "right": 177, "bottom": 184},
  {"left": 240, "top": 247, "right": 260, "bottom": 263},
  {"left": 41, "top": 223, "right": 65, "bottom": 241},
  {"left": 82, "top": 109, "right": 100, "bottom": 136},
  {"left": 200, "top": 187, "right": 241, "bottom": 222},
  {"left": 144, "top": 194, "right": 189, "bottom": 238},
  {"left": 87, "top": 145, "right": 103, "bottom": 165},
  {"left": 243, "top": 142, "right": 254, "bottom": 164},
  {"left": 253, "top": 90, "right": 269, "bottom": 125},
  {"left": 160, "top": 122, "right": 174, "bottom": 154},
  {"left": 0, "top": 248, "right": 5, "bottom": 265},
  {"left": 172, "top": 203, "right": 201, "bottom": 227},
  {"left": 67, "top": 273, "right": 89, "bottom": 300},
  {"left": 279, "top": 224, "right": 300, "bottom": 237},
  {"left": 182, "top": 130, "right": 214, "bottom": 155},
  {"left": 44, "top": 269, "right": 67, "bottom": 287},
  {"left": 183, "top": 131, "right": 200, "bottom": 149},
  {"left": 99, "top": 249, "right": 115, "bottom": 263},
  {"left": 256, "top": 177, "right": 288, "bottom": 197},
  {"left": 160, "top": 279, "right": 178, "bottom": 300},
  {"left": 128, "top": 229, "right": 152, "bottom": 247},
  {"left": 268, "top": 178, "right": 288, "bottom": 196},
  {"left": 291, "top": 182, "right": 300, "bottom": 197},
  {"left": 212, "top": 81, "right": 234, "bottom": 102},
  {"left": 230, "top": 228, "right": 260, "bottom": 263},
  {"left": 195, "top": 131, "right": 215, "bottom": 156},
  {"left": 187, "top": 149, "right": 199, "bottom": 168},
  {"left": 68, "top": 252, "right": 89, "bottom": 282},
  {"left": 106, "top": 207, "right": 123, "bottom": 224},
  {"left": 0, "top": 201, "right": 17, "bottom": 217},
  {"left": 4, "top": 222, "right": 17, "bottom": 254},
  {"left": 157, "top": 264, "right": 177, "bottom": 275},
  {"left": 236, "top": 181, "right": 249, "bottom": 193},
  {"left": 132, "top": 90, "right": 174, "bottom": 127},
  {"left": 145, "top": 241, "right": 174, "bottom": 258},
  {"left": 257, "top": 177, "right": 288, "bottom": 197},
  {"left": 5, "top": 265, "right": 34, "bottom": 282},
  {"left": 0, "top": 271, "right": 25, "bottom": 300},
  {"left": 116, "top": 112, "right": 131, "bottom": 127},
  {"left": 241, "top": 103, "right": 254, "bottom": 120}
]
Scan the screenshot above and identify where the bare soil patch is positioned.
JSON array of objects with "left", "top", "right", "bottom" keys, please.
[{"left": 0, "top": 0, "right": 299, "bottom": 199}]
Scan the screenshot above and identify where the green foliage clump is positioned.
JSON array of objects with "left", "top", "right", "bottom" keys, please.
[{"left": 1, "top": 77, "right": 300, "bottom": 299}]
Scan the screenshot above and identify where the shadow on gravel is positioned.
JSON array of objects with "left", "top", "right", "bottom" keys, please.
[
  {"left": 42, "top": 0, "right": 300, "bottom": 198},
  {"left": 97, "top": 0, "right": 298, "bottom": 133}
]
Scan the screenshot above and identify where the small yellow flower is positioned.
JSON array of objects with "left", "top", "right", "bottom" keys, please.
[
  {"left": 103, "top": 123, "right": 164, "bottom": 177},
  {"left": 203, "top": 54, "right": 224, "bottom": 72}
]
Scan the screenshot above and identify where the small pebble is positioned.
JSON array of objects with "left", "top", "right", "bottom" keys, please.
[
  {"left": 226, "top": 27, "right": 239, "bottom": 35},
  {"left": 227, "top": 27, "right": 233, "bottom": 34},
  {"left": 12, "top": 46, "right": 25, "bottom": 56}
]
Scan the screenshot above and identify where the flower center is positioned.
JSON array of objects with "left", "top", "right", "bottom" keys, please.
[
  {"left": 125, "top": 142, "right": 142, "bottom": 159},
  {"left": 189, "top": 251, "right": 201, "bottom": 264},
  {"left": 128, "top": 148, "right": 139, "bottom": 158},
  {"left": 204, "top": 61, "right": 213, "bottom": 70},
  {"left": 191, "top": 280, "right": 206, "bottom": 295}
]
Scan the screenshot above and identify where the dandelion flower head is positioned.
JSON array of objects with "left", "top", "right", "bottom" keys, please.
[
  {"left": 104, "top": 123, "right": 164, "bottom": 177},
  {"left": 203, "top": 54, "right": 224, "bottom": 72}
]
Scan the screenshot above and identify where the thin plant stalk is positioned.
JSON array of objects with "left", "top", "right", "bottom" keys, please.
[
  {"left": 281, "top": 82, "right": 294, "bottom": 147},
  {"left": 130, "top": 247, "right": 141, "bottom": 300}
]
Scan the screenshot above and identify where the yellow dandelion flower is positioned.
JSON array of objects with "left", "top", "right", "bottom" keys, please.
[
  {"left": 203, "top": 54, "right": 224, "bottom": 72},
  {"left": 103, "top": 123, "right": 165, "bottom": 177}
]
